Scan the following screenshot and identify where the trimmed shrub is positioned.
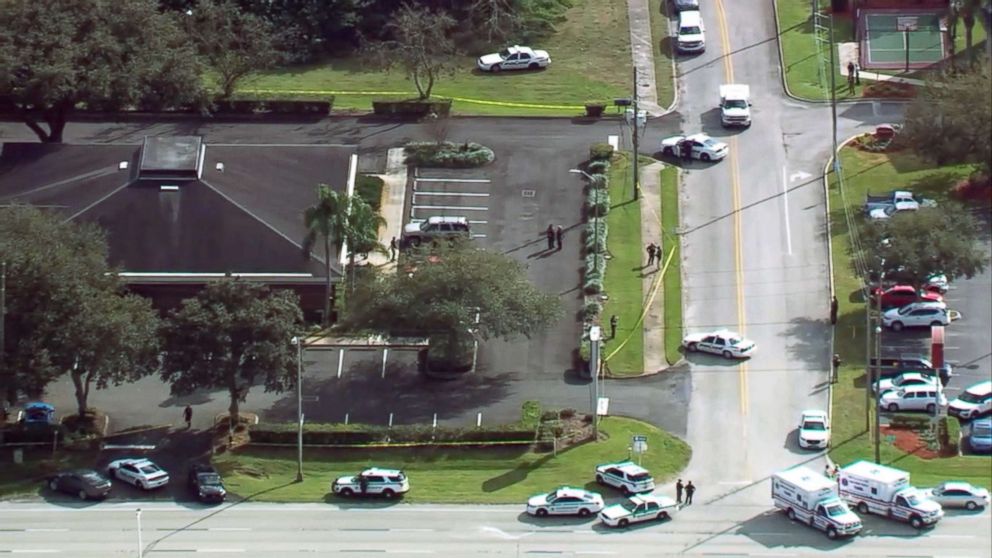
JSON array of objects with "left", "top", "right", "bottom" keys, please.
[
  {"left": 373, "top": 99, "right": 452, "bottom": 117},
  {"left": 586, "top": 189, "right": 610, "bottom": 217},
  {"left": 585, "top": 253, "right": 606, "bottom": 276},
  {"left": 584, "top": 233, "right": 607, "bottom": 254},
  {"left": 250, "top": 422, "right": 537, "bottom": 445},
  {"left": 889, "top": 415, "right": 931, "bottom": 429},
  {"left": 584, "top": 221, "right": 607, "bottom": 242},
  {"left": 584, "top": 102, "right": 606, "bottom": 118},
  {"left": 583, "top": 276, "right": 603, "bottom": 295},
  {"left": 356, "top": 174, "right": 385, "bottom": 213},
  {"left": 520, "top": 401, "right": 542, "bottom": 430},
  {"left": 579, "top": 338, "right": 591, "bottom": 362},
  {"left": 405, "top": 141, "right": 495, "bottom": 168},
  {"left": 589, "top": 143, "right": 614, "bottom": 161},
  {"left": 587, "top": 160, "right": 610, "bottom": 175},
  {"left": 582, "top": 300, "right": 602, "bottom": 321}
]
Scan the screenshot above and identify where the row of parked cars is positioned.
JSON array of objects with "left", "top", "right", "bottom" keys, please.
[{"left": 47, "top": 460, "right": 225, "bottom": 503}]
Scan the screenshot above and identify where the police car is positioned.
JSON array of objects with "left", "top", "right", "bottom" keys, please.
[
  {"left": 599, "top": 494, "right": 678, "bottom": 528},
  {"left": 525, "top": 486, "right": 605, "bottom": 517},
  {"left": 331, "top": 467, "right": 409, "bottom": 498},
  {"left": 594, "top": 461, "right": 655, "bottom": 495}
]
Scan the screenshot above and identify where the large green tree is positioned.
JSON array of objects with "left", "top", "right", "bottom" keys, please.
[
  {"left": 861, "top": 204, "right": 987, "bottom": 288},
  {"left": 342, "top": 244, "right": 562, "bottom": 362},
  {"left": 365, "top": 3, "right": 459, "bottom": 100},
  {"left": 0, "top": 206, "right": 160, "bottom": 412},
  {"left": 902, "top": 68, "right": 992, "bottom": 174},
  {"left": 160, "top": 280, "right": 302, "bottom": 426},
  {"left": 187, "top": 0, "right": 283, "bottom": 99},
  {"left": 302, "top": 185, "right": 350, "bottom": 326},
  {"left": 0, "top": 0, "right": 205, "bottom": 143}
]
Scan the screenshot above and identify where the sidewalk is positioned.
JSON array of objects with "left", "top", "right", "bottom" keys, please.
[
  {"left": 639, "top": 161, "right": 666, "bottom": 374},
  {"left": 366, "top": 148, "right": 408, "bottom": 269},
  {"left": 627, "top": 0, "right": 665, "bottom": 116},
  {"left": 838, "top": 43, "right": 926, "bottom": 86}
]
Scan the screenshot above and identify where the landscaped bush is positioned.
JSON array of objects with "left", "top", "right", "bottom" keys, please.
[
  {"left": 404, "top": 141, "right": 495, "bottom": 168},
  {"left": 585, "top": 253, "right": 606, "bottom": 276},
  {"left": 584, "top": 102, "right": 606, "bottom": 118},
  {"left": 584, "top": 232, "right": 607, "bottom": 254},
  {"left": 587, "top": 160, "right": 611, "bottom": 175},
  {"left": 356, "top": 174, "right": 385, "bottom": 212},
  {"left": 582, "top": 300, "right": 602, "bottom": 321},
  {"left": 211, "top": 97, "right": 333, "bottom": 115},
  {"left": 583, "top": 275, "right": 604, "bottom": 295},
  {"left": 585, "top": 189, "right": 610, "bottom": 217},
  {"left": 889, "top": 415, "right": 931, "bottom": 429},
  {"left": 590, "top": 143, "right": 614, "bottom": 161},
  {"left": 373, "top": 99, "right": 452, "bottom": 117},
  {"left": 249, "top": 422, "right": 537, "bottom": 445}
]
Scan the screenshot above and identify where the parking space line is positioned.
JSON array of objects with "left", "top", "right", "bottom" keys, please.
[
  {"left": 411, "top": 205, "right": 488, "bottom": 211},
  {"left": 471, "top": 234, "right": 487, "bottom": 239},
  {"left": 414, "top": 178, "right": 490, "bottom": 183},
  {"left": 413, "top": 192, "right": 490, "bottom": 197}
]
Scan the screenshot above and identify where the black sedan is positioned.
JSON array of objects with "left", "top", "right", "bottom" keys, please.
[
  {"left": 48, "top": 469, "right": 112, "bottom": 500},
  {"left": 188, "top": 463, "right": 226, "bottom": 503}
]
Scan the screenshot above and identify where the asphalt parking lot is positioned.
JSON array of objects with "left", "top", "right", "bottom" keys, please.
[{"left": 409, "top": 168, "right": 492, "bottom": 241}]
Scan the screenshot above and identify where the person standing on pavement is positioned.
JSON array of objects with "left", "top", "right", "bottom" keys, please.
[
  {"left": 830, "top": 295, "right": 838, "bottom": 325},
  {"left": 555, "top": 225, "right": 564, "bottom": 251},
  {"left": 609, "top": 314, "right": 618, "bottom": 339},
  {"left": 546, "top": 224, "right": 555, "bottom": 250},
  {"left": 646, "top": 244, "right": 656, "bottom": 267},
  {"left": 853, "top": 62, "right": 860, "bottom": 85},
  {"left": 183, "top": 405, "right": 193, "bottom": 429},
  {"left": 832, "top": 354, "right": 842, "bottom": 384},
  {"left": 389, "top": 237, "right": 397, "bottom": 261},
  {"left": 676, "top": 479, "right": 684, "bottom": 504},
  {"left": 684, "top": 481, "right": 695, "bottom": 505}
]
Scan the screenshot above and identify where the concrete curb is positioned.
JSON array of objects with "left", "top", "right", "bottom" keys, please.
[{"left": 770, "top": 0, "right": 915, "bottom": 106}]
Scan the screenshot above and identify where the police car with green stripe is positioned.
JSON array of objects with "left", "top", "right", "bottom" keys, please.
[
  {"left": 595, "top": 461, "right": 655, "bottom": 495},
  {"left": 332, "top": 467, "right": 409, "bottom": 498},
  {"left": 526, "top": 486, "right": 605, "bottom": 517}
]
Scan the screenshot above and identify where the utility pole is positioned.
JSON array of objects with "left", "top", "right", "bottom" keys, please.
[
  {"left": 1, "top": 261, "right": 5, "bottom": 406},
  {"left": 292, "top": 336, "right": 304, "bottom": 482},
  {"left": 873, "top": 264, "right": 884, "bottom": 464},
  {"left": 631, "top": 67, "right": 640, "bottom": 202},
  {"left": 828, "top": 15, "right": 838, "bottom": 159}
]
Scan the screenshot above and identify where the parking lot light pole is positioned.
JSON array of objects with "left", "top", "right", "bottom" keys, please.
[
  {"left": 589, "top": 326, "right": 602, "bottom": 440},
  {"left": 291, "top": 336, "right": 304, "bottom": 482},
  {"left": 136, "top": 508, "right": 143, "bottom": 558}
]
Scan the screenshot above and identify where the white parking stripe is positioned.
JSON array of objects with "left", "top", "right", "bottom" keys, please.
[
  {"left": 413, "top": 192, "right": 490, "bottom": 197},
  {"left": 412, "top": 205, "right": 488, "bottom": 211},
  {"left": 415, "top": 178, "right": 490, "bottom": 183}
]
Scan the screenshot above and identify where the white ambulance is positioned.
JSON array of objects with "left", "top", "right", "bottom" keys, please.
[
  {"left": 837, "top": 461, "right": 943, "bottom": 529},
  {"left": 771, "top": 466, "right": 862, "bottom": 539}
]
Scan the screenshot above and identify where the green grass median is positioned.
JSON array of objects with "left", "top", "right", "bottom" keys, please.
[
  {"left": 243, "top": 0, "right": 634, "bottom": 116},
  {"left": 213, "top": 416, "right": 690, "bottom": 504},
  {"left": 826, "top": 146, "right": 990, "bottom": 488},
  {"left": 659, "top": 166, "right": 682, "bottom": 366}
]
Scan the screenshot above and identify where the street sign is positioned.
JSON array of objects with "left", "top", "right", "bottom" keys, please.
[
  {"left": 596, "top": 397, "right": 610, "bottom": 416},
  {"left": 632, "top": 435, "right": 648, "bottom": 454},
  {"left": 897, "top": 16, "right": 919, "bottom": 31},
  {"left": 632, "top": 435, "right": 648, "bottom": 442}
]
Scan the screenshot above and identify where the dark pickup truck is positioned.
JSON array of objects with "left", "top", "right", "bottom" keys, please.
[{"left": 868, "top": 355, "right": 952, "bottom": 385}]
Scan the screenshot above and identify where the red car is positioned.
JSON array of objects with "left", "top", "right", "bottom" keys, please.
[{"left": 871, "top": 285, "right": 943, "bottom": 309}]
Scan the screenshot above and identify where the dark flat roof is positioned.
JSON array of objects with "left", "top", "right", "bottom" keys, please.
[{"left": 0, "top": 140, "right": 356, "bottom": 279}]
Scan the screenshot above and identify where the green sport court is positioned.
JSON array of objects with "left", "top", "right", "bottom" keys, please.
[{"left": 860, "top": 10, "right": 946, "bottom": 70}]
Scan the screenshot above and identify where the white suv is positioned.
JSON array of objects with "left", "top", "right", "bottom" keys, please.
[
  {"left": 882, "top": 301, "right": 950, "bottom": 331},
  {"left": 879, "top": 385, "right": 947, "bottom": 414},
  {"left": 676, "top": 11, "right": 706, "bottom": 53},
  {"left": 402, "top": 216, "right": 470, "bottom": 247},
  {"left": 594, "top": 461, "right": 655, "bottom": 495},
  {"left": 948, "top": 381, "right": 992, "bottom": 420},
  {"left": 332, "top": 468, "right": 409, "bottom": 498}
]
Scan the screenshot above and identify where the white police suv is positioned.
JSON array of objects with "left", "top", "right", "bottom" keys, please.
[
  {"left": 594, "top": 461, "right": 655, "bottom": 495},
  {"left": 332, "top": 467, "right": 409, "bottom": 498}
]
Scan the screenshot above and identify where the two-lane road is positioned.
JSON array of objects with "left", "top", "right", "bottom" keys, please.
[{"left": 0, "top": 501, "right": 987, "bottom": 557}]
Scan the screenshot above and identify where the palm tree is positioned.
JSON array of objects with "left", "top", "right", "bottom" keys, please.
[
  {"left": 959, "top": 0, "right": 985, "bottom": 67},
  {"left": 343, "top": 197, "right": 387, "bottom": 294},
  {"left": 946, "top": 3, "right": 960, "bottom": 72},
  {"left": 302, "top": 185, "right": 349, "bottom": 326}
]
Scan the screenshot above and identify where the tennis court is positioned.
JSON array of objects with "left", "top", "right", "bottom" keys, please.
[{"left": 860, "top": 10, "right": 946, "bottom": 70}]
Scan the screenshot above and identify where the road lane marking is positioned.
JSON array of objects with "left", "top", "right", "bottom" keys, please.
[
  {"left": 411, "top": 205, "right": 488, "bottom": 211},
  {"left": 413, "top": 192, "right": 491, "bottom": 197},
  {"left": 389, "top": 528, "right": 435, "bottom": 532},
  {"left": 781, "top": 166, "right": 793, "bottom": 255},
  {"left": 207, "top": 528, "right": 251, "bottom": 532},
  {"left": 23, "top": 529, "right": 67, "bottom": 533},
  {"left": 195, "top": 551, "right": 244, "bottom": 554},
  {"left": 415, "top": 178, "right": 490, "bottom": 183}
]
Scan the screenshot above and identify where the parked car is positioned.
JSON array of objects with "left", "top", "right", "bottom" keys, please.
[
  {"left": 660, "top": 133, "right": 728, "bottom": 161},
  {"left": 964, "top": 417, "right": 992, "bottom": 453},
  {"left": 924, "top": 274, "right": 949, "bottom": 294},
  {"left": 599, "top": 494, "right": 678, "bottom": 528},
  {"left": 797, "top": 410, "right": 831, "bottom": 450},
  {"left": 681, "top": 330, "right": 755, "bottom": 359},
  {"left": 107, "top": 458, "right": 170, "bottom": 490},
  {"left": 20, "top": 402, "right": 56, "bottom": 425},
  {"left": 477, "top": 45, "right": 550, "bottom": 72},
  {"left": 47, "top": 469, "right": 112, "bottom": 500},
  {"left": 332, "top": 467, "right": 409, "bottom": 498},
  {"left": 188, "top": 463, "right": 226, "bottom": 503},
  {"left": 923, "top": 482, "right": 990, "bottom": 510},
  {"left": 879, "top": 385, "right": 947, "bottom": 414},
  {"left": 948, "top": 381, "right": 992, "bottom": 420},
  {"left": 675, "top": 10, "right": 705, "bottom": 53},
  {"left": 402, "top": 216, "right": 470, "bottom": 247},
  {"left": 882, "top": 301, "right": 950, "bottom": 331},
  {"left": 871, "top": 285, "right": 943, "bottom": 309},
  {"left": 874, "top": 372, "right": 939, "bottom": 395},
  {"left": 672, "top": 0, "right": 699, "bottom": 11},
  {"left": 525, "top": 486, "right": 604, "bottom": 517},
  {"left": 594, "top": 461, "right": 655, "bottom": 495}
]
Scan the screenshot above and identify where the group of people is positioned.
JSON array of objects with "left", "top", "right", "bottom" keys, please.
[
  {"left": 545, "top": 224, "right": 565, "bottom": 251},
  {"left": 825, "top": 464, "right": 840, "bottom": 479},
  {"left": 645, "top": 243, "right": 663, "bottom": 268},
  {"left": 675, "top": 479, "right": 696, "bottom": 506}
]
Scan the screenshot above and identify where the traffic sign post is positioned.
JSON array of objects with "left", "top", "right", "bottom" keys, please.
[{"left": 631, "top": 435, "right": 648, "bottom": 465}]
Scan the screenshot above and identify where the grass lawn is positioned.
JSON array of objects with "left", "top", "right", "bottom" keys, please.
[
  {"left": 826, "top": 146, "right": 990, "bottom": 488},
  {"left": 775, "top": 0, "right": 987, "bottom": 101},
  {"left": 213, "top": 416, "right": 690, "bottom": 504},
  {"left": 0, "top": 449, "right": 99, "bottom": 499},
  {"left": 659, "top": 166, "right": 682, "bottom": 366},
  {"left": 242, "top": 0, "right": 633, "bottom": 116},
  {"left": 601, "top": 153, "right": 644, "bottom": 376},
  {"left": 649, "top": 0, "right": 675, "bottom": 108}
]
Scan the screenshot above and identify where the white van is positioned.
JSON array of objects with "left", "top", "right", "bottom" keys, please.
[
  {"left": 948, "top": 380, "right": 992, "bottom": 420},
  {"left": 676, "top": 11, "right": 705, "bottom": 53},
  {"left": 772, "top": 466, "right": 862, "bottom": 539}
]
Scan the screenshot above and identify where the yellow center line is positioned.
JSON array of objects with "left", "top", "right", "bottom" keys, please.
[{"left": 715, "top": 0, "right": 749, "bottom": 417}]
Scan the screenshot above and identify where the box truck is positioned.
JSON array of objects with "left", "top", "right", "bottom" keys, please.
[
  {"left": 838, "top": 461, "right": 943, "bottom": 529},
  {"left": 772, "top": 466, "right": 862, "bottom": 539}
]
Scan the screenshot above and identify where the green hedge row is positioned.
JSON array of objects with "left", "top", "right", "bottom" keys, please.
[
  {"left": 373, "top": 99, "right": 452, "bottom": 117},
  {"left": 404, "top": 141, "right": 495, "bottom": 168},
  {"left": 249, "top": 422, "right": 538, "bottom": 445}
]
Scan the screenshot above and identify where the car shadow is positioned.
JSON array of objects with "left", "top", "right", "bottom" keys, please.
[
  {"left": 516, "top": 512, "right": 598, "bottom": 527},
  {"left": 321, "top": 493, "right": 405, "bottom": 508}
]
